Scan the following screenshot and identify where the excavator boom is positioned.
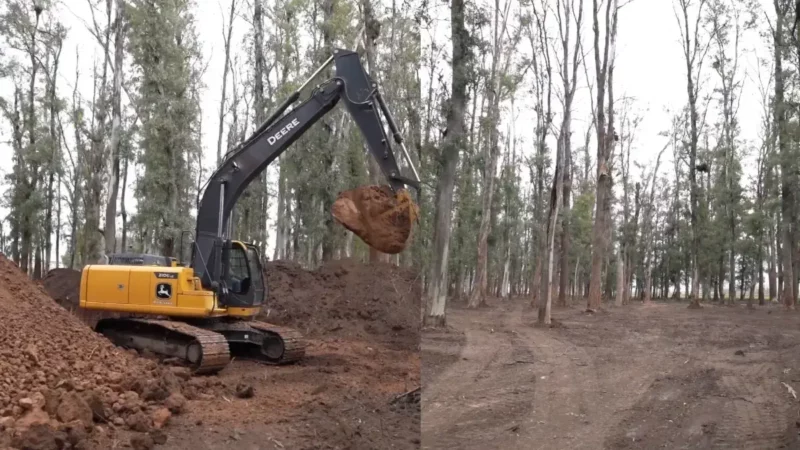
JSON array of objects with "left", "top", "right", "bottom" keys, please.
[{"left": 193, "top": 48, "right": 419, "bottom": 301}]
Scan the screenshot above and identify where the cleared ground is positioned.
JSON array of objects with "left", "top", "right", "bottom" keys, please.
[
  {"left": 422, "top": 298, "right": 800, "bottom": 450},
  {"left": 9, "top": 257, "right": 421, "bottom": 450}
]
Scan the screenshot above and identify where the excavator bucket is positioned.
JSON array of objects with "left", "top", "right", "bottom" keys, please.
[{"left": 332, "top": 185, "right": 419, "bottom": 254}]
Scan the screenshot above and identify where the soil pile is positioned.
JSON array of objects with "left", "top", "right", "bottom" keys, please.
[
  {"left": 263, "top": 258, "right": 420, "bottom": 350},
  {"left": 332, "top": 185, "right": 418, "bottom": 254},
  {"left": 0, "top": 254, "right": 185, "bottom": 449},
  {"left": 41, "top": 268, "right": 82, "bottom": 309}
]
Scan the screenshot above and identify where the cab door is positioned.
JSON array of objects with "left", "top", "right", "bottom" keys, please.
[
  {"left": 223, "top": 241, "right": 264, "bottom": 308},
  {"left": 245, "top": 244, "right": 266, "bottom": 307}
]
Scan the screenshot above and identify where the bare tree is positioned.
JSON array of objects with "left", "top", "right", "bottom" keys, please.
[
  {"left": 538, "top": 107, "right": 565, "bottom": 324},
  {"left": 104, "top": 0, "right": 126, "bottom": 255},
  {"left": 554, "top": 0, "right": 584, "bottom": 307},
  {"left": 468, "top": 0, "right": 519, "bottom": 308},
  {"left": 674, "top": 0, "right": 710, "bottom": 308},
  {"left": 772, "top": 0, "right": 795, "bottom": 308},
  {"left": 423, "top": 0, "right": 471, "bottom": 326},
  {"left": 643, "top": 144, "right": 669, "bottom": 303},
  {"left": 525, "top": 0, "right": 553, "bottom": 307},
  {"left": 216, "top": 0, "right": 238, "bottom": 165},
  {"left": 586, "top": 0, "right": 620, "bottom": 311}
]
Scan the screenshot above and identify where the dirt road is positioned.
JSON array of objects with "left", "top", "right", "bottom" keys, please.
[{"left": 422, "top": 299, "right": 800, "bottom": 450}]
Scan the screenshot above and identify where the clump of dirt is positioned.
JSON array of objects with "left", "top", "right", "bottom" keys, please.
[
  {"left": 263, "top": 258, "right": 420, "bottom": 350},
  {"left": 332, "top": 185, "right": 418, "bottom": 254},
  {"left": 0, "top": 254, "right": 183, "bottom": 450}
]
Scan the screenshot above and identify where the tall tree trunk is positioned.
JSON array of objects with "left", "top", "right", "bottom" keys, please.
[
  {"left": 615, "top": 248, "right": 624, "bottom": 306},
  {"left": 45, "top": 37, "right": 63, "bottom": 273},
  {"left": 84, "top": 7, "right": 112, "bottom": 265},
  {"left": 557, "top": 0, "right": 582, "bottom": 307},
  {"left": 68, "top": 58, "right": 83, "bottom": 269},
  {"left": 625, "top": 183, "right": 640, "bottom": 304},
  {"left": 774, "top": 0, "right": 795, "bottom": 308},
  {"left": 587, "top": 0, "right": 618, "bottom": 311},
  {"left": 104, "top": 0, "right": 125, "bottom": 256},
  {"left": 539, "top": 142, "right": 564, "bottom": 325},
  {"left": 20, "top": 8, "right": 42, "bottom": 275},
  {"left": 468, "top": 0, "right": 509, "bottom": 308},
  {"left": 423, "top": 0, "right": 469, "bottom": 327},
  {"left": 216, "top": 0, "right": 237, "bottom": 165},
  {"left": 120, "top": 154, "right": 129, "bottom": 251},
  {"left": 728, "top": 237, "right": 736, "bottom": 304},
  {"left": 643, "top": 145, "right": 667, "bottom": 303},
  {"left": 769, "top": 224, "right": 777, "bottom": 301}
]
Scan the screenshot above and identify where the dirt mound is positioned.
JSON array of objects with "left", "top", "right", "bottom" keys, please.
[
  {"left": 0, "top": 254, "right": 183, "bottom": 449},
  {"left": 42, "top": 268, "right": 81, "bottom": 309},
  {"left": 332, "top": 185, "right": 418, "bottom": 254},
  {"left": 262, "top": 258, "right": 420, "bottom": 350}
]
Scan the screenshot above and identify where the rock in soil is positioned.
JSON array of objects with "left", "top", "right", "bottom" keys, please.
[
  {"left": 151, "top": 408, "right": 171, "bottom": 430},
  {"left": 164, "top": 393, "right": 186, "bottom": 414},
  {"left": 56, "top": 392, "right": 92, "bottom": 424},
  {"left": 11, "top": 423, "right": 65, "bottom": 450},
  {"left": 130, "top": 432, "right": 155, "bottom": 450},
  {"left": 234, "top": 384, "right": 254, "bottom": 399}
]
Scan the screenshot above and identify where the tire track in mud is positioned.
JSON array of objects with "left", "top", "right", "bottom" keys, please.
[
  {"left": 512, "top": 312, "right": 609, "bottom": 450},
  {"left": 421, "top": 304, "right": 538, "bottom": 450},
  {"left": 712, "top": 358, "right": 797, "bottom": 450}
]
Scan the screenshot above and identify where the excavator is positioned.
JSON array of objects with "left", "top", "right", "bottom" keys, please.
[{"left": 78, "top": 48, "right": 420, "bottom": 374}]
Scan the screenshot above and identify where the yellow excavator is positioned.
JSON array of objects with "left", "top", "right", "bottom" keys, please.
[{"left": 78, "top": 49, "right": 420, "bottom": 374}]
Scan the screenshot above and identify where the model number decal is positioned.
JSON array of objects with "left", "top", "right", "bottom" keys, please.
[
  {"left": 154, "top": 272, "right": 178, "bottom": 279},
  {"left": 267, "top": 118, "right": 301, "bottom": 145}
]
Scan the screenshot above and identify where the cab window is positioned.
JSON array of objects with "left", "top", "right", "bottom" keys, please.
[
  {"left": 228, "top": 245, "right": 250, "bottom": 294},
  {"left": 246, "top": 246, "right": 264, "bottom": 291}
]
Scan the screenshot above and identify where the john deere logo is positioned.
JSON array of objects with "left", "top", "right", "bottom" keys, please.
[{"left": 156, "top": 283, "right": 172, "bottom": 299}]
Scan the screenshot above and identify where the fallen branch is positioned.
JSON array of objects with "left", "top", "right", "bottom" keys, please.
[
  {"left": 390, "top": 387, "right": 420, "bottom": 405},
  {"left": 782, "top": 382, "right": 797, "bottom": 400}
]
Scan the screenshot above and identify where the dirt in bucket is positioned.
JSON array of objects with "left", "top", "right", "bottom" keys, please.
[{"left": 331, "top": 185, "right": 418, "bottom": 254}]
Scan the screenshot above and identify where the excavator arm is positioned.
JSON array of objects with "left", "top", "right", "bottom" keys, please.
[{"left": 192, "top": 48, "right": 419, "bottom": 299}]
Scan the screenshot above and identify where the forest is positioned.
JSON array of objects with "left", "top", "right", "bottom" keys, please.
[
  {"left": 3, "top": 0, "right": 800, "bottom": 330},
  {"left": 0, "top": 0, "right": 421, "bottom": 276},
  {"left": 419, "top": 0, "right": 800, "bottom": 326}
]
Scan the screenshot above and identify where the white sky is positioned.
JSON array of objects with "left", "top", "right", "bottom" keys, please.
[{"left": 0, "top": 0, "right": 775, "bottom": 267}]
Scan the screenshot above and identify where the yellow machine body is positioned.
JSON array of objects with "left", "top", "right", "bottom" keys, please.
[{"left": 79, "top": 262, "right": 259, "bottom": 319}]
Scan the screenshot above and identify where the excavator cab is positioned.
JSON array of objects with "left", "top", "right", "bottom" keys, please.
[{"left": 221, "top": 241, "right": 266, "bottom": 309}]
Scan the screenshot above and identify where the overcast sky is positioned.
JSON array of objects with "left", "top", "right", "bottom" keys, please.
[{"left": 0, "top": 0, "right": 775, "bottom": 265}]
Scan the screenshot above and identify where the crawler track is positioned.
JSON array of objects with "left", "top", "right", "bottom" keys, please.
[
  {"left": 206, "top": 320, "right": 306, "bottom": 364},
  {"left": 95, "top": 318, "right": 231, "bottom": 374}
]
